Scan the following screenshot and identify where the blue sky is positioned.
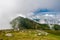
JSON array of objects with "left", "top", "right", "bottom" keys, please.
[{"left": 33, "top": 8, "right": 55, "bottom": 15}]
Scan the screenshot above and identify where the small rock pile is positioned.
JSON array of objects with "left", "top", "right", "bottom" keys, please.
[
  {"left": 36, "top": 30, "right": 49, "bottom": 36},
  {"left": 5, "top": 33, "right": 13, "bottom": 37}
]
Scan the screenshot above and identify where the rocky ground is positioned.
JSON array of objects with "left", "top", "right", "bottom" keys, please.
[{"left": 0, "top": 30, "right": 60, "bottom": 40}]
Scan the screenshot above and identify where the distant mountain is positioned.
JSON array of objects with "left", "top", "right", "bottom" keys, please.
[
  {"left": 10, "top": 16, "right": 50, "bottom": 30},
  {"left": 10, "top": 16, "right": 60, "bottom": 30}
]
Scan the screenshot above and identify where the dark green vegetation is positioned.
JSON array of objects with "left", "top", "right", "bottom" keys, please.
[
  {"left": 10, "top": 16, "right": 60, "bottom": 30},
  {"left": 10, "top": 16, "right": 50, "bottom": 30},
  {"left": 54, "top": 25, "right": 60, "bottom": 30}
]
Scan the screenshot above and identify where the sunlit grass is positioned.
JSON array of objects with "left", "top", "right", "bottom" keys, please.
[{"left": 0, "top": 30, "right": 60, "bottom": 40}]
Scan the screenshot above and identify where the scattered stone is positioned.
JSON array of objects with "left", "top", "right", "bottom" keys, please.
[
  {"left": 37, "top": 33, "right": 42, "bottom": 36},
  {"left": 44, "top": 32, "right": 49, "bottom": 36},
  {"left": 36, "top": 30, "right": 49, "bottom": 36},
  {"left": 41, "top": 32, "right": 49, "bottom": 36},
  {"left": 5, "top": 33, "right": 13, "bottom": 37},
  {"left": 20, "top": 30, "right": 24, "bottom": 33},
  {"left": 28, "top": 31, "right": 31, "bottom": 33},
  {"left": 34, "top": 34, "right": 37, "bottom": 36}
]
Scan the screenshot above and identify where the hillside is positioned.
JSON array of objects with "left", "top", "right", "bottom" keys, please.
[
  {"left": 0, "top": 16, "right": 60, "bottom": 40},
  {"left": 10, "top": 16, "right": 60, "bottom": 30},
  {"left": 10, "top": 16, "right": 50, "bottom": 30}
]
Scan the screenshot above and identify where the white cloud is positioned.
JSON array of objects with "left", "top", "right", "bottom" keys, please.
[
  {"left": 44, "top": 14, "right": 54, "bottom": 17},
  {"left": 17, "top": 14, "right": 26, "bottom": 18},
  {"left": 0, "top": 0, "right": 60, "bottom": 29}
]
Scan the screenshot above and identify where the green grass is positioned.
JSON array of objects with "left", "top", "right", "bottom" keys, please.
[{"left": 0, "top": 30, "right": 60, "bottom": 40}]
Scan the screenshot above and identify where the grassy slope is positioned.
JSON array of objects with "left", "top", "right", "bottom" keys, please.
[{"left": 0, "top": 30, "right": 60, "bottom": 40}]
